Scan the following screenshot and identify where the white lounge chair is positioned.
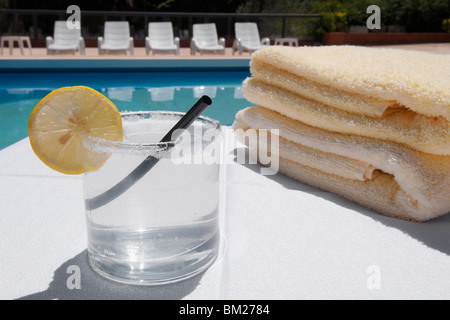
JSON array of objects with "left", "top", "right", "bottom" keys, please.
[
  {"left": 232, "top": 22, "right": 270, "bottom": 55},
  {"left": 146, "top": 22, "right": 180, "bottom": 55},
  {"left": 190, "top": 23, "right": 225, "bottom": 55},
  {"left": 46, "top": 21, "right": 85, "bottom": 55},
  {"left": 98, "top": 21, "right": 134, "bottom": 55}
]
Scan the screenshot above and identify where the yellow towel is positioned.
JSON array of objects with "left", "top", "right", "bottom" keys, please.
[
  {"left": 233, "top": 115, "right": 376, "bottom": 182},
  {"left": 235, "top": 45, "right": 450, "bottom": 221},
  {"left": 233, "top": 107, "right": 450, "bottom": 222},
  {"left": 243, "top": 78, "right": 449, "bottom": 155},
  {"left": 250, "top": 59, "right": 397, "bottom": 118},
  {"left": 247, "top": 45, "right": 450, "bottom": 156},
  {"left": 251, "top": 45, "right": 450, "bottom": 121}
]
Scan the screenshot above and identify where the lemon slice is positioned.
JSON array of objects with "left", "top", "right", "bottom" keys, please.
[{"left": 28, "top": 86, "right": 123, "bottom": 174}]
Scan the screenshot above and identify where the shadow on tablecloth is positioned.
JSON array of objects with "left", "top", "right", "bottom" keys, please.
[
  {"left": 234, "top": 147, "right": 450, "bottom": 257},
  {"left": 16, "top": 249, "right": 203, "bottom": 300}
]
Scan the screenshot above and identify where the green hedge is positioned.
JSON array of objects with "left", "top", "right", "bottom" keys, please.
[{"left": 238, "top": 0, "right": 450, "bottom": 33}]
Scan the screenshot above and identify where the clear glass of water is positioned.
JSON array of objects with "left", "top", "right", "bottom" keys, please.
[{"left": 82, "top": 111, "right": 222, "bottom": 285}]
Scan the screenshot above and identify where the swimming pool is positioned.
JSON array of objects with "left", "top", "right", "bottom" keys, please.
[{"left": 0, "top": 67, "right": 252, "bottom": 150}]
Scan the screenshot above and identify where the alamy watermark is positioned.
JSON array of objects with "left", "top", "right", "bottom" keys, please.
[
  {"left": 67, "top": 4, "right": 381, "bottom": 31},
  {"left": 66, "top": 265, "right": 81, "bottom": 289},
  {"left": 367, "top": 5, "right": 381, "bottom": 30},
  {"left": 66, "top": 5, "right": 81, "bottom": 30},
  {"left": 169, "top": 127, "right": 280, "bottom": 176},
  {"left": 367, "top": 265, "right": 381, "bottom": 290}
]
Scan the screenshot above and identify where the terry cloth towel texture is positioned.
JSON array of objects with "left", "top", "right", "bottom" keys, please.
[{"left": 233, "top": 45, "right": 450, "bottom": 222}]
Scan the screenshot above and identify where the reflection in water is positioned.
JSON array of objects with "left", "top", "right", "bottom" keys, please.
[
  {"left": 7, "top": 88, "right": 35, "bottom": 95},
  {"left": 149, "top": 87, "right": 176, "bottom": 101},
  {"left": 234, "top": 86, "right": 244, "bottom": 99},
  {"left": 0, "top": 85, "right": 252, "bottom": 150},
  {"left": 193, "top": 85, "right": 217, "bottom": 99},
  {"left": 99, "top": 85, "right": 251, "bottom": 125},
  {"left": 106, "top": 87, "right": 134, "bottom": 102}
]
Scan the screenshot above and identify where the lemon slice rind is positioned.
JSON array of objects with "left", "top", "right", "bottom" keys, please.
[{"left": 28, "top": 86, "right": 123, "bottom": 175}]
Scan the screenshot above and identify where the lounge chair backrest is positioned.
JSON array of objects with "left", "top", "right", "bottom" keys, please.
[
  {"left": 53, "top": 21, "right": 81, "bottom": 45},
  {"left": 235, "top": 22, "right": 261, "bottom": 47},
  {"left": 148, "top": 22, "right": 175, "bottom": 48},
  {"left": 193, "top": 23, "right": 219, "bottom": 46},
  {"left": 104, "top": 21, "right": 131, "bottom": 46}
]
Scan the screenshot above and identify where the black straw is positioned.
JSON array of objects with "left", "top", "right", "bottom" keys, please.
[{"left": 85, "top": 95, "right": 213, "bottom": 210}]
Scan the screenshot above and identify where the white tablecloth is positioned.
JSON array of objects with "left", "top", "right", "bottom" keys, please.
[{"left": 1, "top": 127, "right": 450, "bottom": 300}]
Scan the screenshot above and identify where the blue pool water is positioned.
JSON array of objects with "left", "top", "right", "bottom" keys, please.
[{"left": 0, "top": 69, "right": 252, "bottom": 150}]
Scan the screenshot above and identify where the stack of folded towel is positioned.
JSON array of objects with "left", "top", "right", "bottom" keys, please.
[{"left": 233, "top": 45, "right": 450, "bottom": 222}]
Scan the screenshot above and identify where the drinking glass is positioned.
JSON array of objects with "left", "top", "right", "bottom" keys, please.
[{"left": 82, "top": 111, "right": 222, "bottom": 285}]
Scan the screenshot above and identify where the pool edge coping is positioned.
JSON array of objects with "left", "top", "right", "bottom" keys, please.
[{"left": 0, "top": 58, "right": 251, "bottom": 71}]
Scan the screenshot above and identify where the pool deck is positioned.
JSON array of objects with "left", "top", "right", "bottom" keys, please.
[
  {"left": 0, "top": 47, "right": 253, "bottom": 70},
  {"left": 0, "top": 43, "right": 449, "bottom": 59},
  {"left": 0, "top": 47, "right": 250, "bottom": 59},
  {"left": 1, "top": 43, "right": 448, "bottom": 71},
  {"left": 374, "top": 42, "right": 450, "bottom": 55}
]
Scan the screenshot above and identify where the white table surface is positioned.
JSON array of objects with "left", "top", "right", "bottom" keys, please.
[{"left": 1, "top": 127, "right": 450, "bottom": 300}]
